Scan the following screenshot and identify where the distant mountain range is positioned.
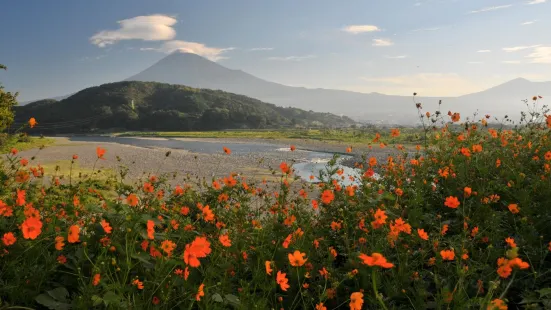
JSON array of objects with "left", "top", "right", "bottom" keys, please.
[
  {"left": 25, "top": 51, "right": 551, "bottom": 125},
  {"left": 126, "top": 52, "right": 551, "bottom": 124},
  {"left": 14, "top": 81, "right": 354, "bottom": 133}
]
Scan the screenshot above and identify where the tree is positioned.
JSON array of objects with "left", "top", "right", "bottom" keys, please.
[{"left": 0, "top": 64, "right": 18, "bottom": 132}]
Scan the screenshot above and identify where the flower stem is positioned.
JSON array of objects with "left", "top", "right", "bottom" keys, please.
[{"left": 372, "top": 268, "right": 389, "bottom": 310}]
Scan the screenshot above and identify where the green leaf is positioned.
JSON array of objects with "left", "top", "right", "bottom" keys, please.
[
  {"left": 224, "top": 294, "right": 241, "bottom": 307},
  {"left": 131, "top": 252, "right": 155, "bottom": 268},
  {"left": 47, "top": 287, "right": 69, "bottom": 303},
  {"left": 103, "top": 291, "right": 121, "bottom": 306},
  {"left": 91, "top": 295, "right": 103, "bottom": 307},
  {"left": 212, "top": 293, "right": 223, "bottom": 303},
  {"left": 35, "top": 294, "right": 72, "bottom": 310},
  {"left": 538, "top": 288, "right": 551, "bottom": 298}
]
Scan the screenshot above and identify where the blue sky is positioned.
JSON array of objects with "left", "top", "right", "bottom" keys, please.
[{"left": 0, "top": 0, "right": 550, "bottom": 102}]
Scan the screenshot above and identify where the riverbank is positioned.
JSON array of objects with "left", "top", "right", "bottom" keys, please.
[{"left": 6, "top": 136, "right": 394, "bottom": 186}]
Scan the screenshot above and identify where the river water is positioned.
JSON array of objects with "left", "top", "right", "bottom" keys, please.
[{"left": 68, "top": 136, "right": 362, "bottom": 186}]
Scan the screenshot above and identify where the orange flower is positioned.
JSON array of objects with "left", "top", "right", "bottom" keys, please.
[
  {"left": 202, "top": 205, "right": 215, "bottom": 222},
  {"left": 100, "top": 219, "right": 112, "bottom": 234},
  {"left": 196, "top": 283, "right": 205, "bottom": 301},
  {"left": 461, "top": 147, "right": 471, "bottom": 157},
  {"left": 16, "top": 189, "right": 26, "bottom": 206},
  {"left": 472, "top": 144, "right": 483, "bottom": 153},
  {"left": 92, "top": 273, "right": 100, "bottom": 286},
  {"left": 28, "top": 117, "right": 37, "bottom": 128},
  {"left": 505, "top": 237, "right": 516, "bottom": 248},
  {"left": 371, "top": 208, "right": 388, "bottom": 229},
  {"left": 276, "top": 271, "right": 290, "bottom": 291},
  {"left": 126, "top": 193, "right": 139, "bottom": 206},
  {"left": 319, "top": 267, "right": 329, "bottom": 279},
  {"left": 451, "top": 112, "right": 460, "bottom": 122},
  {"left": 330, "top": 221, "right": 342, "bottom": 231},
  {"left": 488, "top": 298, "right": 507, "bottom": 310},
  {"left": 68, "top": 225, "right": 80, "bottom": 243},
  {"left": 508, "top": 204, "right": 519, "bottom": 214},
  {"left": 2, "top": 232, "right": 16, "bottom": 246},
  {"left": 223, "top": 146, "right": 231, "bottom": 155},
  {"left": 288, "top": 250, "right": 308, "bottom": 267},
  {"left": 390, "top": 128, "right": 400, "bottom": 137},
  {"left": 546, "top": 115, "right": 551, "bottom": 128},
  {"left": 368, "top": 157, "right": 377, "bottom": 167},
  {"left": 316, "top": 303, "right": 327, "bottom": 310},
  {"left": 321, "top": 190, "right": 334, "bottom": 204},
  {"left": 132, "top": 279, "right": 144, "bottom": 289},
  {"left": 21, "top": 217, "right": 43, "bottom": 240},
  {"left": 395, "top": 188, "right": 403, "bottom": 196},
  {"left": 290, "top": 145, "right": 296, "bottom": 151},
  {"left": 161, "top": 240, "right": 177, "bottom": 256},
  {"left": 471, "top": 226, "right": 479, "bottom": 237},
  {"left": 55, "top": 236, "right": 65, "bottom": 250},
  {"left": 358, "top": 252, "right": 394, "bottom": 268},
  {"left": 496, "top": 158, "right": 501, "bottom": 168},
  {"left": 346, "top": 146, "right": 352, "bottom": 153},
  {"left": 464, "top": 187, "right": 472, "bottom": 197},
  {"left": 219, "top": 234, "right": 231, "bottom": 247},
  {"left": 444, "top": 196, "right": 460, "bottom": 209},
  {"left": 143, "top": 182, "right": 154, "bottom": 193},
  {"left": 508, "top": 257, "right": 529, "bottom": 270},
  {"left": 265, "top": 261, "right": 273, "bottom": 275},
  {"left": 96, "top": 146, "right": 106, "bottom": 159},
  {"left": 280, "top": 162, "right": 290, "bottom": 174},
  {"left": 183, "top": 236, "right": 212, "bottom": 267},
  {"left": 417, "top": 228, "right": 429, "bottom": 240},
  {"left": 349, "top": 292, "right": 364, "bottom": 310},
  {"left": 147, "top": 220, "right": 155, "bottom": 240},
  {"left": 440, "top": 249, "right": 455, "bottom": 261}
]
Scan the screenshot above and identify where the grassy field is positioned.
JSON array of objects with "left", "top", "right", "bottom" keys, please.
[
  {"left": 117, "top": 128, "right": 426, "bottom": 146},
  {"left": 0, "top": 136, "right": 56, "bottom": 153}
]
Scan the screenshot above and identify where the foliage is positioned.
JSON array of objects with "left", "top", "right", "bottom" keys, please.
[
  {"left": 0, "top": 64, "right": 18, "bottom": 133},
  {"left": 13, "top": 81, "right": 355, "bottom": 133},
  {"left": 118, "top": 127, "right": 426, "bottom": 146},
  {"left": 1, "top": 99, "right": 551, "bottom": 309}
]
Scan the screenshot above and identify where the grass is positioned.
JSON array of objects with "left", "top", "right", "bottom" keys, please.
[
  {"left": 0, "top": 136, "right": 56, "bottom": 153},
  {"left": 117, "top": 128, "right": 426, "bottom": 147}
]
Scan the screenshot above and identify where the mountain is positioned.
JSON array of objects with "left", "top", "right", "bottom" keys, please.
[
  {"left": 21, "top": 94, "right": 71, "bottom": 105},
  {"left": 14, "top": 81, "right": 355, "bottom": 133},
  {"left": 127, "top": 52, "right": 551, "bottom": 124}
]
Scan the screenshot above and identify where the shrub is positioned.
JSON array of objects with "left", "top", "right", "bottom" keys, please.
[{"left": 1, "top": 99, "right": 551, "bottom": 309}]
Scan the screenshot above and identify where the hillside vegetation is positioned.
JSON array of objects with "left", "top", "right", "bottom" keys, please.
[{"left": 14, "top": 81, "right": 355, "bottom": 133}]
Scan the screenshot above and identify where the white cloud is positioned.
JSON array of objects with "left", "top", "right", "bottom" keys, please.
[
  {"left": 385, "top": 55, "right": 407, "bottom": 59},
  {"left": 468, "top": 61, "right": 484, "bottom": 64},
  {"left": 356, "top": 73, "right": 482, "bottom": 96},
  {"left": 477, "top": 50, "right": 491, "bottom": 53},
  {"left": 521, "top": 20, "right": 537, "bottom": 25},
  {"left": 469, "top": 5, "right": 513, "bottom": 14},
  {"left": 90, "top": 14, "right": 177, "bottom": 47},
  {"left": 503, "top": 45, "right": 541, "bottom": 52},
  {"left": 372, "top": 39, "right": 393, "bottom": 46},
  {"left": 267, "top": 55, "right": 316, "bottom": 61},
  {"left": 526, "top": 46, "right": 551, "bottom": 63},
  {"left": 249, "top": 47, "right": 274, "bottom": 51},
  {"left": 527, "top": 0, "right": 546, "bottom": 4},
  {"left": 502, "top": 60, "right": 522, "bottom": 64},
  {"left": 342, "top": 25, "right": 380, "bottom": 34},
  {"left": 141, "top": 40, "right": 234, "bottom": 61}
]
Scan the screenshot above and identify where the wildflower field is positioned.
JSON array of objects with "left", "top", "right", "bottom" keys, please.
[{"left": 1, "top": 99, "right": 551, "bottom": 310}]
